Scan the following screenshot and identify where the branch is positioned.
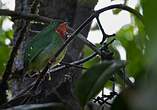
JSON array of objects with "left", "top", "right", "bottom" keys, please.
[
  {"left": 30, "top": 0, "right": 41, "bottom": 13},
  {"left": 0, "top": 9, "right": 51, "bottom": 23},
  {"left": 96, "top": 4, "right": 143, "bottom": 23},
  {"left": 96, "top": 16, "right": 108, "bottom": 44},
  {"left": 50, "top": 39, "right": 115, "bottom": 73},
  {"left": 50, "top": 53, "right": 97, "bottom": 73}
]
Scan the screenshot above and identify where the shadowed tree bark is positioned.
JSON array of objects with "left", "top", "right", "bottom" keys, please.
[{"left": 10, "top": 0, "right": 98, "bottom": 109}]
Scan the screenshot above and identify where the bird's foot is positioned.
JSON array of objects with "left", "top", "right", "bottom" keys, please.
[
  {"left": 47, "top": 69, "right": 52, "bottom": 80},
  {"left": 25, "top": 72, "right": 39, "bottom": 79},
  {"left": 60, "top": 61, "right": 87, "bottom": 69}
]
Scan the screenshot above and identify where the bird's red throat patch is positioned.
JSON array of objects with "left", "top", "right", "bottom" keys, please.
[{"left": 56, "top": 22, "right": 68, "bottom": 39}]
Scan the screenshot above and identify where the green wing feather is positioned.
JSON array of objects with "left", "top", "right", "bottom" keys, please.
[
  {"left": 24, "top": 25, "right": 52, "bottom": 66},
  {"left": 28, "top": 34, "right": 65, "bottom": 71},
  {"left": 24, "top": 21, "right": 63, "bottom": 72}
]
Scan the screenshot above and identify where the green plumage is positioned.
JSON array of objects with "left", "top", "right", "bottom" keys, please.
[{"left": 24, "top": 21, "right": 66, "bottom": 73}]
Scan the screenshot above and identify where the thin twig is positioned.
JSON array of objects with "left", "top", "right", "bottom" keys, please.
[
  {"left": 50, "top": 39, "right": 115, "bottom": 73},
  {"left": 30, "top": 0, "right": 41, "bottom": 13},
  {"left": 51, "top": 53, "right": 97, "bottom": 73},
  {"left": 124, "top": 0, "right": 128, "bottom": 5},
  {"left": 61, "top": 62, "right": 87, "bottom": 69},
  {"left": 96, "top": 16, "right": 108, "bottom": 44},
  {"left": 96, "top": 4, "right": 143, "bottom": 22},
  {"left": 118, "top": 69, "right": 135, "bottom": 88}
]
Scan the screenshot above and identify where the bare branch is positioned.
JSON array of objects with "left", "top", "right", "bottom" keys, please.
[
  {"left": 0, "top": 9, "right": 51, "bottom": 23},
  {"left": 96, "top": 16, "right": 108, "bottom": 44},
  {"left": 96, "top": 4, "right": 143, "bottom": 22}
]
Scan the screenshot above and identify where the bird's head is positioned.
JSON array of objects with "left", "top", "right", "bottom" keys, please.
[{"left": 55, "top": 21, "right": 68, "bottom": 40}]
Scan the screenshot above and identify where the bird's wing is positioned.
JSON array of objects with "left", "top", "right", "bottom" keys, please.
[{"left": 24, "top": 28, "right": 53, "bottom": 67}]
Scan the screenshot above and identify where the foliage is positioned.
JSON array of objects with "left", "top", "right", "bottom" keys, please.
[
  {"left": 116, "top": 23, "right": 146, "bottom": 78},
  {"left": 0, "top": 17, "right": 12, "bottom": 75},
  {"left": 75, "top": 60, "right": 124, "bottom": 107},
  {"left": 111, "top": 0, "right": 157, "bottom": 110},
  {"left": 83, "top": 45, "right": 101, "bottom": 68}
]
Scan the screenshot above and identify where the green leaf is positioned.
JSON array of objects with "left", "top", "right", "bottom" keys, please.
[
  {"left": 131, "top": 5, "right": 147, "bottom": 52},
  {"left": 83, "top": 45, "right": 101, "bottom": 68},
  {"left": 129, "top": 1, "right": 157, "bottom": 110},
  {"left": 111, "top": 40, "right": 123, "bottom": 60},
  {"left": 142, "top": 0, "right": 157, "bottom": 65},
  {"left": 74, "top": 60, "right": 125, "bottom": 107},
  {"left": 116, "top": 24, "right": 145, "bottom": 78},
  {"left": 0, "top": 45, "right": 11, "bottom": 74},
  {"left": 116, "top": 24, "right": 134, "bottom": 45}
]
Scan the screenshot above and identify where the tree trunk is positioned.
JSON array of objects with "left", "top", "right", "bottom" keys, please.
[{"left": 11, "top": 0, "right": 98, "bottom": 109}]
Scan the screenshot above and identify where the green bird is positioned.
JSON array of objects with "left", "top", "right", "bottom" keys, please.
[{"left": 24, "top": 21, "right": 68, "bottom": 74}]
